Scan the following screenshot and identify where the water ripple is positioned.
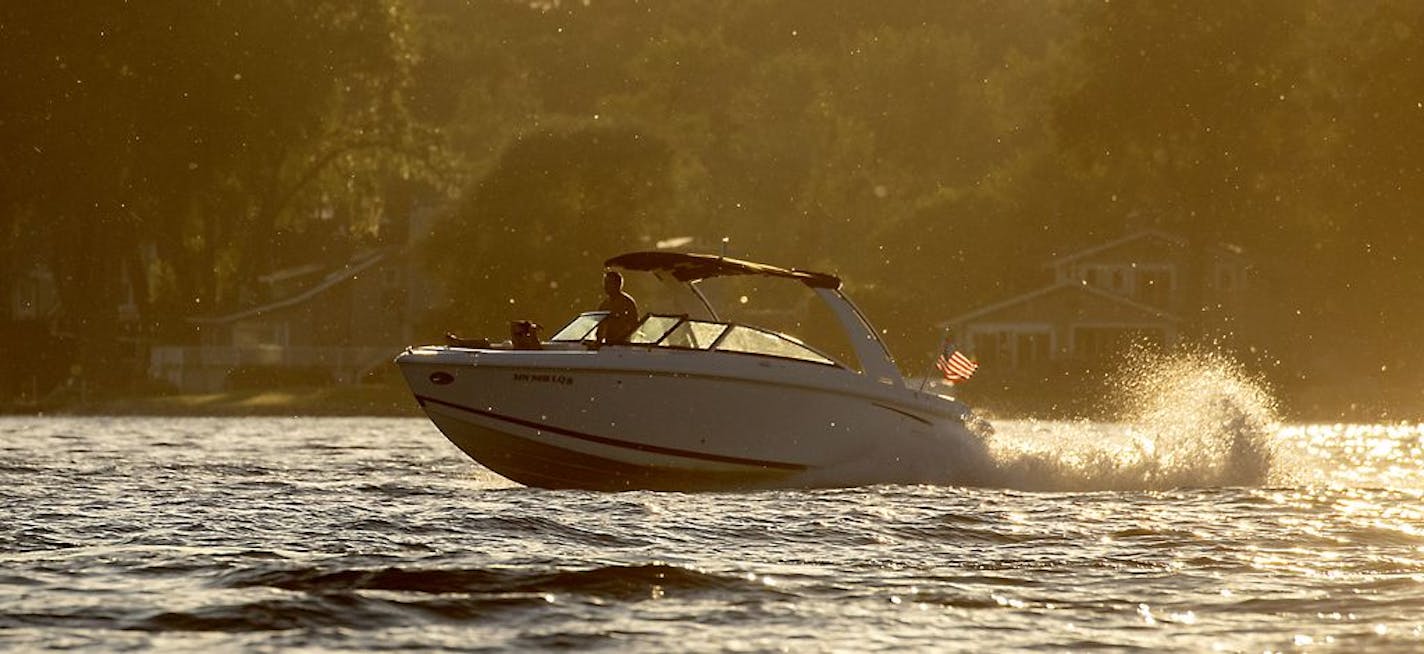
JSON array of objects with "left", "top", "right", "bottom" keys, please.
[{"left": 1, "top": 416, "right": 1422, "bottom": 652}]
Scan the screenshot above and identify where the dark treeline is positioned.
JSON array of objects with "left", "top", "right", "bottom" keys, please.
[
  {"left": 1, "top": 1, "right": 437, "bottom": 371},
  {"left": 3, "top": 1, "right": 1422, "bottom": 394}
]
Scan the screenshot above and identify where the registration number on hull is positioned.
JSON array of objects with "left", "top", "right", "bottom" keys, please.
[{"left": 512, "top": 372, "right": 574, "bottom": 386}]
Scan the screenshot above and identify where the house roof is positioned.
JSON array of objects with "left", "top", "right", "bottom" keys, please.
[
  {"left": 190, "top": 249, "right": 392, "bottom": 324},
  {"left": 940, "top": 281, "right": 1180, "bottom": 328},
  {"left": 1042, "top": 228, "right": 1188, "bottom": 270},
  {"left": 1044, "top": 228, "right": 1252, "bottom": 270}
]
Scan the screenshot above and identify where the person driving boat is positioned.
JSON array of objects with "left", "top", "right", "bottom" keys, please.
[{"left": 596, "top": 270, "right": 639, "bottom": 344}]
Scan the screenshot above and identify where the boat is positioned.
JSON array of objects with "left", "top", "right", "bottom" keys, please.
[{"left": 395, "top": 251, "right": 989, "bottom": 491}]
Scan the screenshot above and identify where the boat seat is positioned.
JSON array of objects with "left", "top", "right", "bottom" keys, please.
[
  {"left": 445, "top": 332, "right": 491, "bottom": 348},
  {"left": 510, "top": 320, "right": 543, "bottom": 350}
]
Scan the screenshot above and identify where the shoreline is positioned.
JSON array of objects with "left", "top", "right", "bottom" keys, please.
[{"left": 5, "top": 383, "right": 424, "bottom": 418}]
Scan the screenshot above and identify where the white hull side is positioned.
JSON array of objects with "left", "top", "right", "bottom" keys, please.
[{"left": 398, "top": 346, "right": 979, "bottom": 491}]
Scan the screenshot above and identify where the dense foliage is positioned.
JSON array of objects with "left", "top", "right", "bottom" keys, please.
[
  {"left": 3, "top": 0, "right": 1422, "bottom": 391},
  {"left": 1, "top": 1, "right": 432, "bottom": 343}
]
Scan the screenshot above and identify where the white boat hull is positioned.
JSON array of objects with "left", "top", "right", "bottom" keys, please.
[{"left": 397, "top": 346, "right": 982, "bottom": 491}]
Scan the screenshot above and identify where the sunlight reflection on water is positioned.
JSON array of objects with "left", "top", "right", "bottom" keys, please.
[
  {"left": 1283, "top": 422, "right": 1424, "bottom": 489},
  {"left": 1, "top": 416, "right": 1422, "bottom": 652}
]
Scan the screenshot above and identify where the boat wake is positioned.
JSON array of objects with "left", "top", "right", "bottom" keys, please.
[
  {"left": 804, "top": 348, "right": 1284, "bottom": 492},
  {"left": 982, "top": 348, "right": 1282, "bottom": 491}
]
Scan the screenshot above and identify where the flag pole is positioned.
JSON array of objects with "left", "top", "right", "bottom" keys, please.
[{"left": 918, "top": 327, "right": 952, "bottom": 393}]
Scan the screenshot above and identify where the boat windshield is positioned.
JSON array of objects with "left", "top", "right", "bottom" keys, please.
[
  {"left": 619, "top": 314, "right": 837, "bottom": 365},
  {"left": 549, "top": 311, "right": 607, "bottom": 342},
  {"left": 552, "top": 311, "right": 839, "bottom": 366},
  {"left": 661, "top": 320, "right": 727, "bottom": 349},
  {"left": 713, "top": 325, "right": 836, "bottom": 365},
  {"left": 627, "top": 314, "right": 682, "bottom": 344}
]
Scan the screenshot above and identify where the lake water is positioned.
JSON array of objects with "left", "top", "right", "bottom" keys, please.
[
  {"left": 5, "top": 348, "right": 1424, "bottom": 653},
  {"left": 3, "top": 409, "right": 1421, "bottom": 652}
]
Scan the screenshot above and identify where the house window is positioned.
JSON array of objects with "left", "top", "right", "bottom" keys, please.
[
  {"left": 1080, "top": 265, "right": 1133, "bottom": 296},
  {"left": 1015, "top": 331, "right": 1051, "bottom": 366},
  {"left": 969, "top": 325, "right": 1052, "bottom": 369},
  {"left": 1135, "top": 266, "right": 1174, "bottom": 307},
  {"left": 972, "top": 333, "right": 1000, "bottom": 367}
]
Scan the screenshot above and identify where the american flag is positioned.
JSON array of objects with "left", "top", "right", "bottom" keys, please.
[{"left": 936, "top": 338, "right": 978, "bottom": 383}]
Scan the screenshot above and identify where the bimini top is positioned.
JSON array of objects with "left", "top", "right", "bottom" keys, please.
[{"left": 605, "top": 251, "right": 841, "bottom": 289}]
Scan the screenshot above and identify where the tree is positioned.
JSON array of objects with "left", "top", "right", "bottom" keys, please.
[
  {"left": 1045, "top": 0, "right": 1424, "bottom": 378},
  {"left": 0, "top": 1, "right": 434, "bottom": 379},
  {"left": 422, "top": 126, "right": 674, "bottom": 337}
]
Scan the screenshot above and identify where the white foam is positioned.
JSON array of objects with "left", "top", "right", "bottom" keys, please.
[
  {"left": 978, "top": 348, "right": 1282, "bottom": 491},
  {"left": 792, "top": 349, "right": 1288, "bottom": 491}
]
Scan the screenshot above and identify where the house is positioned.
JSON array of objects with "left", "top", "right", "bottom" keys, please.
[
  {"left": 942, "top": 230, "right": 1252, "bottom": 370},
  {"left": 149, "top": 247, "right": 422, "bottom": 392}
]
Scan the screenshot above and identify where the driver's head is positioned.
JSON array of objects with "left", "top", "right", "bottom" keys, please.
[{"left": 603, "top": 270, "right": 623, "bottom": 295}]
